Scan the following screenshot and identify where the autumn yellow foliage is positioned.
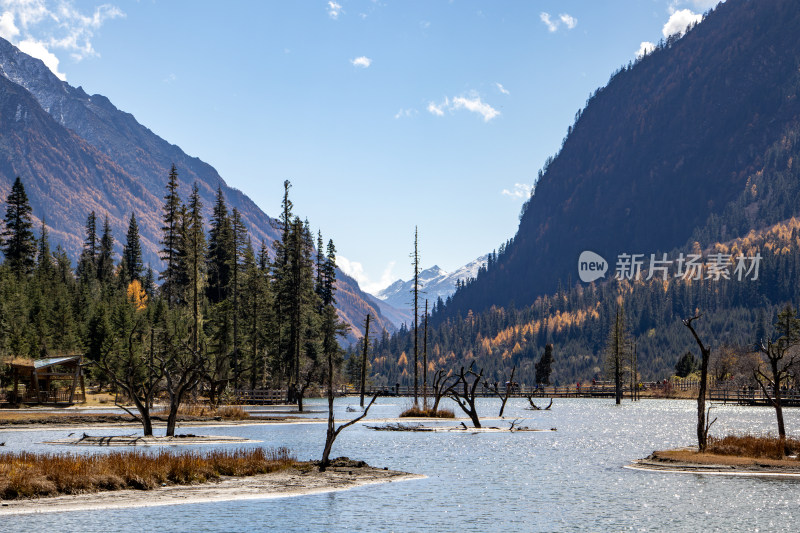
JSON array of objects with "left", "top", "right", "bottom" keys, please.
[{"left": 127, "top": 279, "right": 148, "bottom": 311}]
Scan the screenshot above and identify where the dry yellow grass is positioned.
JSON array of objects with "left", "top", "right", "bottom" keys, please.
[
  {"left": 399, "top": 406, "right": 455, "bottom": 418},
  {"left": 706, "top": 434, "right": 800, "bottom": 459},
  {"left": 153, "top": 404, "right": 251, "bottom": 420},
  {"left": 0, "top": 448, "right": 295, "bottom": 500},
  {"left": 652, "top": 434, "right": 800, "bottom": 467}
]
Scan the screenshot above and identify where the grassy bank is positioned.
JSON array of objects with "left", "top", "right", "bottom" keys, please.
[
  {"left": 706, "top": 434, "right": 800, "bottom": 459},
  {"left": 399, "top": 406, "right": 455, "bottom": 418},
  {"left": 0, "top": 448, "right": 295, "bottom": 500},
  {"left": 648, "top": 434, "right": 800, "bottom": 469}
]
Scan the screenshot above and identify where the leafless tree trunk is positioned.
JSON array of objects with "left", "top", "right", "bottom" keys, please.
[
  {"left": 423, "top": 300, "right": 428, "bottom": 408},
  {"left": 485, "top": 366, "right": 515, "bottom": 417},
  {"left": 321, "top": 383, "right": 378, "bottom": 471},
  {"left": 430, "top": 369, "right": 455, "bottom": 412},
  {"left": 159, "top": 344, "right": 205, "bottom": 437},
  {"left": 446, "top": 364, "right": 484, "bottom": 428},
  {"left": 360, "top": 314, "right": 370, "bottom": 408},
  {"left": 92, "top": 315, "right": 160, "bottom": 436},
  {"left": 526, "top": 396, "right": 552, "bottom": 410},
  {"left": 683, "top": 314, "right": 711, "bottom": 452}
]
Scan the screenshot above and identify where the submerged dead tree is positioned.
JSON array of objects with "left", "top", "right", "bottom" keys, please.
[
  {"left": 485, "top": 366, "right": 516, "bottom": 417},
  {"left": 526, "top": 396, "right": 553, "bottom": 410},
  {"left": 683, "top": 314, "right": 712, "bottom": 452},
  {"left": 446, "top": 364, "right": 484, "bottom": 428},
  {"left": 430, "top": 368, "right": 455, "bottom": 413},
  {"left": 605, "top": 305, "right": 631, "bottom": 405},
  {"left": 360, "top": 313, "right": 371, "bottom": 408},
  {"left": 411, "top": 227, "right": 421, "bottom": 406}
]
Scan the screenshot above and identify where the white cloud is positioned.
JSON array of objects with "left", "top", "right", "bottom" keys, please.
[
  {"left": 394, "top": 108, "right": 416, "bottom": 119},
  {"left": 662, "top": 8, "right": 702, "bottom": 38},
  {"left": 501, "top": 183, "right": 533, "bottom": 200},
  {"left": 540, "top": 11, "right": 577, "bottom": 32},
  {"left": 18, "top": 38, "right": 64, "bottom": 80},
  {"left": 420, "top": 20, "right": 430, "bottom": 29},
  {"left": 327, "top": 1, "right": 342, "bottom": 19},
  {"left": 427, "top": 100, "right": 445, "bottom": 117},
  {"left": 427, "top": 94, "right": 499, "bottom": 122},
  {"left": 496, "top": 82, "right": 509, "bottom": 95},
  {"left": 636, "top": 41, "right": 655, "bottom": 58},
  {"left": 337, "top": 256, "right": 398, "bottom": 295},
  {"left": 351, "top": 56, "right": 371, "bottom": 68},
  {"left": 451, "top": 95, "right": 500, "bottom": 122},
  {"left": 0, "top": 11, "right": 19, "bottom": 40},
  {"left": 0, "top": 1, "right": 124, "bottom": 80},
  {"left": 540, "top": 12, "right": 558, "bottom": 32},
  {"left": 559, "top": 13, "right": 577, "bottom": 29}
]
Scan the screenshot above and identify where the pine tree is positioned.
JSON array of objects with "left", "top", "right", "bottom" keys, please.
[
  {"left": 35, "top": 218, "right": 53, "bottom": 277},
  {"left": 535, "top": 344, "right": 554, "bottom": 385},
  {"left": 183, "top": 182, "right": 207, "bottom": 354},
  {"left": 230, "top": 207, "right": 248, "bottom": 388},
  {"left": 122, "top": 213, "right": 144, "bottom": 284},
  {"left": 97, "top": 215, "right": 115, "bottom": 286},
  {"left": 272, "top": 214, "right": 317, "bottom": 406},
  {"left": 77, "top": 211, "right": 98, "bottom": 281},
  {"left": 159, "top": 164, "right": 183, "bottom": 307},
  {"left": 2, "top": 177, "right": 36, "bottom": 276},
  {"left": 207, "top": 186, "right": 232, "bottom": 304}
]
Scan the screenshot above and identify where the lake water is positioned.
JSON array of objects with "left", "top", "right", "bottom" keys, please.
[{"left": 3, "top": 397, "right": 800, "bottom": 532}]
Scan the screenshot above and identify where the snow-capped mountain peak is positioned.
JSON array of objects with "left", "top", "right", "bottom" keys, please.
[{"left": 374, "top": 255, "right": 488, "bottom": 312}]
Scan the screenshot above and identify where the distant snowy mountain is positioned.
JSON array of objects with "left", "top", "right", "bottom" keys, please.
[{"left": 375, "top": 255, "right": 488, "bottom": 314}]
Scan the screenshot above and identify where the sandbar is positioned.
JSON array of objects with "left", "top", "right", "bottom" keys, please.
[{"left": 0, "top": 464, "right": 424, "bottom": 515}]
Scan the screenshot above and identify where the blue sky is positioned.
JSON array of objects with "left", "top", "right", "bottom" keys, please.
[{"left": 0, "top": 0, "right": 718, "bottom": 294}]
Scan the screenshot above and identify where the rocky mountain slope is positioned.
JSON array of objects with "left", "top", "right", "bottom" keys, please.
[{"left": 0, "top": 37, "right": 397, "bottom": 341}]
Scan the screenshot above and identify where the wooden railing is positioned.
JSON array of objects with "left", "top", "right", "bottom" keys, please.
[
  {"left": 10, "top": 386, "right": 85, "bottom": 404},
  {"left": 233, "top": 389, "right": 288, "bottom": 405}
]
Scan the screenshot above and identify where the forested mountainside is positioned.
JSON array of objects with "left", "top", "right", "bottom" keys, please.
[
  {"left": 362, "top": 0, "right": 800, "bottom": 385},
  {"left": 0, "top": 38, "right": 397, "bottom": 340},
  {"left": 362, "top": 217, "right": 800, "bottom": 386},
  {"left": 442, "top": 0, "right": 800, "bottom": 318}
]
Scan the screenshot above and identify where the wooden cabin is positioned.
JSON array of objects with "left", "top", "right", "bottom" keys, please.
[{"left": 9, "top": 355, "right": 86, "bottom": 405}]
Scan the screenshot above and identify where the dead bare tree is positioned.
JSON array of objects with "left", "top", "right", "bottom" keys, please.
[
  {"left": 446, "top": 364, "right": 484, "bottom": 428},
  {"left": 359, "top": 313, "right": 371, "bottom": 408},
  {"left": 526, "top": 396, "right": 553, "bottom": 410},
  {"left": 321, "top": 393, "right": 378, "bottom": 472},
  {"left": 430, "top": 368, "right": 456, "bottom": 413},
  {"left": 754, "top": 305, "right": 800, "bottom": 442},
  {"left": 92, "top": 312, "right": 161, "bottom": 436},
  {"left": 485, "top": 366, "right": 516, "bottom": 417},
  {"left": 683, "top": 314, "right": 712, "bottom": 452}
]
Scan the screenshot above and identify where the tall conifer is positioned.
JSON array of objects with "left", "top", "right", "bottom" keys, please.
[{"left": 2, "top": 177, "right": 36, "bottom": 276}]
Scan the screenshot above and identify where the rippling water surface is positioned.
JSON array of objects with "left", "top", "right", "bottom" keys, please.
[{"left": 4, "top": 397, "right": 800, "bottom": 531}]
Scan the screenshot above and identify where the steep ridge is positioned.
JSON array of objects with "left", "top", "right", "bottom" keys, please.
[{"left": 442, "top": 0, "right": 800, "bottom": 320}]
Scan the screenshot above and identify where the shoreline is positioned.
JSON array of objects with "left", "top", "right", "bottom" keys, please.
[
  {"left": 0, "top": 464, "right": 424, "bottom": 515},
  {"left": 628, "top": 449, "right": 800, "bottom": 478}
]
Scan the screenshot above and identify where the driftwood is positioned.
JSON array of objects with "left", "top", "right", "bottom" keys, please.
[
  {"left": 526, "top": 396, "right": 553, "bottom": 410},
  {"left": 365, "top": 422, "right": 546, "bottom": 433}
]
